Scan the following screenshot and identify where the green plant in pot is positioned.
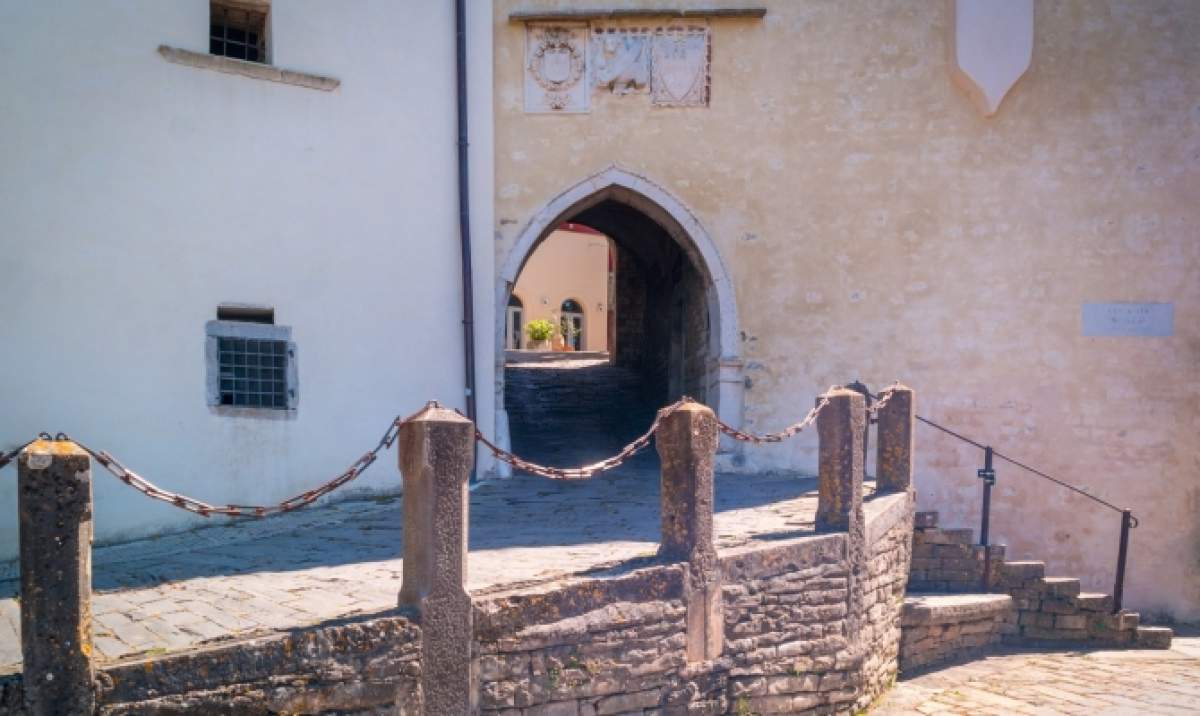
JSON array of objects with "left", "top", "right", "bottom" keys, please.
[{"left": 525, "top": 319, "right": 555, "bottom": 350}]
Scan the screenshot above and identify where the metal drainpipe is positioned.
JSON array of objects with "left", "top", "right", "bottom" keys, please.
[{"left": 455, "top": 0, "right": 477, "bottom": 424}]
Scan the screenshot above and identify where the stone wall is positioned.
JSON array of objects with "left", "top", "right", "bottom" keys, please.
[
  {"left": 492, "top": 0, "right": 1200, "bottom": 620},
  {"left": 90, "top": 614, "right": 422, "bottom": 715},
  {"left": 0, "top": 492, "right": 913, "bottom": 716}
]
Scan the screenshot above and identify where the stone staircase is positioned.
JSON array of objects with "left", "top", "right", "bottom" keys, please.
[{"left": 900, "top": 511, "right": 1172, "bottom": 671}]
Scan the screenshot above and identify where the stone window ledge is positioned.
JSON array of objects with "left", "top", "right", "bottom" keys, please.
[{"left": 157, "top": 45, "right": 340, "bottom": 92}]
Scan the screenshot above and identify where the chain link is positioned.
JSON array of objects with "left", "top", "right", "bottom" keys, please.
[
  {"left": 0, "top": 412, "right": 413, "bottom": 518},
  {"left": 476, "top": 398, "right": 692, "bottom": 480},
  {"left": 714, "top": 385, "right": 839, "bottom": 444}
]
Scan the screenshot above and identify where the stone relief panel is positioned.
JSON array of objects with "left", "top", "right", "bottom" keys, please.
[
  {"left": 524, "top": 23, "right": 589, "bottom": 113},
  {"left": 592, "top": 27, "right": 651, "bottom": 95},
  {"left": 650, "top": 25, "right": 710, "bottom": 107}
]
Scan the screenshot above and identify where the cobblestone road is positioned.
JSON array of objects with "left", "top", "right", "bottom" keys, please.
[
  {"left": 0, "top": 466, "right": 829, "bottom": 672},
  {"left": 871, "top": 631, "right": 1200, "bottom": 715}
]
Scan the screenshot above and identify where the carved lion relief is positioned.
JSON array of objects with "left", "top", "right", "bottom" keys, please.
[{"left": 592, "top": 27, "right": 651, "bottom": 95}]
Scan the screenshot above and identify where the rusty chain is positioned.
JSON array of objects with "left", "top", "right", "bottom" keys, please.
[
  {"left": 476, "top": 398, "right": 693, "bottom": 480},
  {"left": 0, "top": 407, "right": 436, "bottom": 518},
  {"left": 2, "top": 384, "right": 904, "bottom": 495}
]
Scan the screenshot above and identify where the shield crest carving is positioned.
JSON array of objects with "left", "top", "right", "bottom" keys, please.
[{"left": 651, "top": 26, "right": 709, "bottom": 107}]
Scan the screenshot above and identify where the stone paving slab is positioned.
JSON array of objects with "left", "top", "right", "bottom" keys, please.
[
  {"left": 0, "top": 468, "right": 837, "bottom": 672},
  {"left": 870, "top": 631, "right": 1200, "bottom": 715}
]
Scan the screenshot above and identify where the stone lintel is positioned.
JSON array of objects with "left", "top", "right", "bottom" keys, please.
[
  {"left": 396, "top": 404, "right": 476, "bottom": 715},
  {"left": 876, "top": 384, "right": 915, "bottom": 493},
  {"left": 18, "top": 440, "right": 95, "bottom": 716},
  {"left": 157, "top": 46, "right": 340, "bottom": 91}
]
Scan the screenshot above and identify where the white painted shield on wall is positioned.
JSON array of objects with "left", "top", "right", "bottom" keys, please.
[
  {"left": 651, "top": 26, "right": 709, "bottom": 107},
  {"left": 952, "top": 0, "right": 1033, "bottom": 117}
]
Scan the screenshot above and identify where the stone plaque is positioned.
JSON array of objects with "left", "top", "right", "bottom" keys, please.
[
  {"left": 525, "top": 24, "right": 589, "bottom": 113},
  {"left": 1082, "top": 302, "right": 1174, "bottom": 337},
  {"left": 651, "top": 25, "right": 710, "bottom": 107},
  {"left": 592, "top": 27, "right": 650, "bottom": 95}
]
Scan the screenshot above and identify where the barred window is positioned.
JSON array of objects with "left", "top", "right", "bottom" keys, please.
[
  {"left": 217, "top": 337, "right": 289, "bottom": 408},
  {"left": 206, "top": 313, "right": 297, "bottom": 412},
  {"left": 210, "top": 1, "right": 268, "bottom": 63}
]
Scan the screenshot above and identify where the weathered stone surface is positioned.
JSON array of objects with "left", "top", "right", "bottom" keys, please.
[
  {"left": 18, "top": 440, "right": 94, "bottom": 716},
  {"left": 875, "top": 385, "right": 914, "bottom": 493},
  {"left": 397, "top": 404, "right": 476, "bottom": 716},
  {"left": 816, "top": 389, "right": 865, "bottom": 532},
  {"left": 656, "top": 401, "right": 722, "bottom": 663}
]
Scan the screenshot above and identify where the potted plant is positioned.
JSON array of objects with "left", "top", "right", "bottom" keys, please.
[{"left": 525, "top": 319, "right": 555, "bottom": 351}]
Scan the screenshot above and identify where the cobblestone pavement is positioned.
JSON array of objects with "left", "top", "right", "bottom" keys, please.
[
  {"left": 871, "top": 630, "right": 1200, "bottom": 715},
  {"left": 0, "top": 466, "right": 830, "bottom": 672}
]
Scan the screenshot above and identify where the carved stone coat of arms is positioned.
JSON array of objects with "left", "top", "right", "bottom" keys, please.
[{"left": 525, "top": 24, "right": 589, "bottom": 113}]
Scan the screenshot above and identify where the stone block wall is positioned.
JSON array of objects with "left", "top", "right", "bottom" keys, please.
[
  {"left": 92, "top": 614, "right": 421, "bottom": 714},
  {"left": 0, "top": 491, "right": 913, "bottom": 716},
  {"left": 899, "top": 594, "right": 1012, "bottom": 671}
]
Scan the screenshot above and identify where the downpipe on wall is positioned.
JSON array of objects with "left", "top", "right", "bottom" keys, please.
[{"left": 455, "top": 0, "right": 477, "bottom": 426}]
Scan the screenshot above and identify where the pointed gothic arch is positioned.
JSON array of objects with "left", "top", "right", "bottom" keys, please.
[{"left": 495, "top": 166, "right": 744, "bottom": 456}]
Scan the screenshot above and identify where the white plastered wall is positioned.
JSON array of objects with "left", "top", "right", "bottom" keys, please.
[{"left": 0, "top": 0, "right": 496, "bottom": 560}]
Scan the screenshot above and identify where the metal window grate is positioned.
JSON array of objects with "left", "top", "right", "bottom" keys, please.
[
  {"left": 210, "top": 3, "right": 267, "bottom": 63},
  {"left": 217, "top": 337, "right": 289, "bottom": 408}
]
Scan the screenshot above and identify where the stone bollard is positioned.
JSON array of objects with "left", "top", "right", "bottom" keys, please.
[
  {"left": 816, "top": 388, "right": 866, "bottom": 531},
  {"left": 875, "top": 384, "right": 915, "bottom": 493},
  {"left": 656, "top": 401, "right": 723, "bottom": 662},
  {"left": 18, "top": 439, "right": 96, "bottom": 716},
  {"left": 397, "top": 404, "right": 476, "bottom": 716},
  {"left": 816, "top": 388, "right": 867, "bottom": 654}
]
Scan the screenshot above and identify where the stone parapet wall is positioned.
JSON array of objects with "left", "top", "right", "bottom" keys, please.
[
  {"left": 899, "top": 594, "right": 1012, "bottom": 671},
  {"left": 94, "top": 614, "right": 423, "bottom": 714},
  {"left": 0, "top": 492, "right": 913, "bottom": 716}
]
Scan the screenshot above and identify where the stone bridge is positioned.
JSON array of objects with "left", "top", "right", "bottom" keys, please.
[{"left": 0, "top": 386, "right": 1171, "bottom": 715}]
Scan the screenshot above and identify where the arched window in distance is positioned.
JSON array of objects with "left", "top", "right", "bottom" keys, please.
[
  {"left": 560, "top": 298, "right": 583, "bottom": 351},
  {"left": 506, "top": 294, "right": 524, "bottom": 350}
]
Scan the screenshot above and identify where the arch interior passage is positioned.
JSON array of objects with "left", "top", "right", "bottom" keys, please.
[{"left": 504, "top": 199, "right": 713, "bottom": 467}]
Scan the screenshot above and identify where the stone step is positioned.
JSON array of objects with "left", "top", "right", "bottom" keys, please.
[
  {"left": 1000, "top": 560, "right": 1045, "bottom": 582},
  {"left": 1135, "top": 626, "right": 1173, "bottom": 649},
  {"left": 1036, "top": 577, "right": 1080, "bottom": 598},
  {"left": 902, "top": 592, "right": 1013, "bottom": 626},
  {"left": 1117, "top": 610, "right": 1140, "bottom": 630},
  {"left": 1074, "top": 592, "right": 1114, "bottom": 613},
  {"left": 915, "top": 511, "right": 939, "bottom": 529},
  {"left": 919, "top": 528, "right": 976, "bottom": 546}
]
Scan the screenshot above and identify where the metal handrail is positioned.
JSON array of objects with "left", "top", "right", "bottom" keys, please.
[{"left": 867, "top": 387, "right": 1136, "bottom": 612}]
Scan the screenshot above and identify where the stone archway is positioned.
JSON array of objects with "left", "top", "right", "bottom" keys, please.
[{"left": 493, "top": 167, "right": 744, "bottom": 475}]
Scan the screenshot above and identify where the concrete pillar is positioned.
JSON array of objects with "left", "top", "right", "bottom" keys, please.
[
  {"left": 18, "top": 439, "right": 95, "bottom": 715},
  {"left": 876, "top": 384, "right": 915, "bottom": 493},
  {"left": 397, "top": 404, "right": 476, "bottom": 716},
  {"left": 656, "top": 401, "right": 723, "bottom": 661}
]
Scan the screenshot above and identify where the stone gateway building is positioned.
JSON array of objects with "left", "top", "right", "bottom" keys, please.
[
  {"left": 491, "top": 0, "right": 1200, "bottom": 621},
  {"left": 0, "top": 4, "right": 1197, "bottom": 699}
]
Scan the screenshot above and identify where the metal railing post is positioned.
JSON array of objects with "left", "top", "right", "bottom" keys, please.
[
  {"left": 978, "top": 446, "right": 995, "bottom": 547},
  {"left": 977, "top": 446, "right": 995, "bottom": 590},
  {"left": 1113, "top": 509, "right": 1133, "bottom": 613}
]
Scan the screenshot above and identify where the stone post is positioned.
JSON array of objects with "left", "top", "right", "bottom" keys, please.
[
  {"left": 816, "top": 388, "right": 866, "bottom": 531},
  {"left": 18, "top": 439, "right": 95, "bottom": 716},
  {"left": 397, "top": 404, "right": 476, "bottom": 716},
  {"left": 875, "top": 384, "right": 915, "bottom": 493},
  {"left": 656, "top": 401, "right": 723, "bottom": 661},
  {"left": 816, "top": 388, "right": 867, "bottom": 653}
]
